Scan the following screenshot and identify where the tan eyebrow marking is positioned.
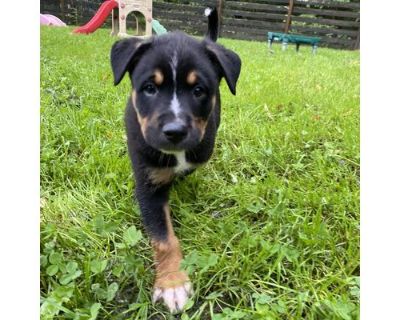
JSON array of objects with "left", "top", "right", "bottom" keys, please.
[
  {"left": 186, "top": 70, "right": 197, "bottom": 85},
  {"left": 154, "top": 69, "right": 164, "bottom": 85}
]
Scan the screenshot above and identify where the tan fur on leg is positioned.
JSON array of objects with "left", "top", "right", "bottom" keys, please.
[
  {"left": 152, "top": 204, "right": 192, "bottom": 313},
  {"left": 152, "top": 235, "right": 189, "bottom": 288},
  {"left": 152, "top": 204, "right": 188, "bottom": 288}
]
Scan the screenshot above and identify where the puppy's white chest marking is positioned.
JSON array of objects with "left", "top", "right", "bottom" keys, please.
[{"left": 173, "top": 152, "right": 193, "bottom": 174}]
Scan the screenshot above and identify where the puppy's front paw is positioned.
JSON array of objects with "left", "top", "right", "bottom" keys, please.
[{"left": 153, "top": 271, "right": 193, "bottom": 313}]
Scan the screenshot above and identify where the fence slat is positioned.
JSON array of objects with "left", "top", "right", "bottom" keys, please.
[
  {"left": 225, "top": 1, "right": 288, "bottom": 14},
  {"left": 154, "top": 2, "right": 206, "bottom": 14},
  {"left": 293, "top": 0, "right": 360, "bottom": 10},
  {"left": 291, "top": 15, "right": 359, "bottom": 29},
  {"left": 223, "top": 17, "right": 284, "bottom": 30},
  {"left": 290, "top": 25, "right": 359, "bottom": 38},
  {"left": 223, "top": 9, "right": 286, "bottom": 22},
  {"left": 293, "top": 6, "right": 360, "bottom": 19},
  {"left": 223, "top": 23, "right": 284, "bottom": 35}
]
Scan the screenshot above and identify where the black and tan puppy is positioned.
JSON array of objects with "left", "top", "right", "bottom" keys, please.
[{"left": 110, "top": 8, "right": 241, "bottom": 313}]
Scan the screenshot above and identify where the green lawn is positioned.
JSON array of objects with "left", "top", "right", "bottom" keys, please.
[{"left": 40, "top": 26, "right": 360, "bottom": 319}]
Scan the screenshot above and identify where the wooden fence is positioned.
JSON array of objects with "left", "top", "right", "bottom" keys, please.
[{"left": 40, "top": 0, "right": 360, "bottom": 49}]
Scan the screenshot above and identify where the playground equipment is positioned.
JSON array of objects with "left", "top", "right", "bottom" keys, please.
[
  {"left": 267, "top": 32, "right": 321, "bottom": 54},
  {"left": 73, "top": 1, "right": 118, "bottom": 34},
  {"left": 151, "top": 19, "right": 167, "bottom": 35},
  {"left": 73, "top": 0, "right": 153, "bottom": 37},
  {"left": 40, "top": 14, "right": 66, "bottom": 27}
]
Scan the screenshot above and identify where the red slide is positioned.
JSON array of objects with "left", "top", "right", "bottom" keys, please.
[{"left": 73, "top": 0, "right": 118, "bottom": 34}]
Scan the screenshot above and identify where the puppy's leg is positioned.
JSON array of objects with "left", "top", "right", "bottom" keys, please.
[{"left": 135, "top": 183, "right": 192, "bottom": 313}]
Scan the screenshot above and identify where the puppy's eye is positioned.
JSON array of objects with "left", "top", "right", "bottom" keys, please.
[
  {"left": 193, "top": 86, "right": 205, "bottom": 98},
  {"left": 143, "top": 83, "right": 157, "bottom": 96}
]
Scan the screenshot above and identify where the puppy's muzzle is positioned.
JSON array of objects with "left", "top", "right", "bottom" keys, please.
[{"left": 162, "top": 121, "right": 188, "bottom": 144}]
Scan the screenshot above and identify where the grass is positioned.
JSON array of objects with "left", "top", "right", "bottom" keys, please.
[{"left": 40, "top": 26, "right": 360, "bottom": 319}]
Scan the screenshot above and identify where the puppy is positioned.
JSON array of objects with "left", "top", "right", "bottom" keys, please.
[{"left": 110, "top": 8, "right": 241, "bottom": 313}]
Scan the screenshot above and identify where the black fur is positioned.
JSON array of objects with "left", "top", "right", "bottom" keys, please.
[
  {"left": 110, "top": 12, "right": 241, "bottom": 241},
  {"left": 111, "top": 38, "right": 152, "bottom": 85},
  {"left": 205, "top": 7, "right": 219, "bottom": 42}
]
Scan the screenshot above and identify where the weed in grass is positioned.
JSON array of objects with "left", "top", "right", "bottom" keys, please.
[{"left": 41, "top": 26, "right": 359, "bottom": 319}]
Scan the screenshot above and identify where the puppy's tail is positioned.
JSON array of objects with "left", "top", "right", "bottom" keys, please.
[{"left": 204, "top": 7, "right": 219, "bottom": 42}]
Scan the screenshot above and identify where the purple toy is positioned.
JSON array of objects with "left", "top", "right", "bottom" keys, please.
[{"left": 40, "top": 14, "right": 66, "bottom": 27}]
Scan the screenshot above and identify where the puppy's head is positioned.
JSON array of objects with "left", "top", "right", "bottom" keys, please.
[{"left": 111, "top": 32, "right": 241, "bottom": 152}]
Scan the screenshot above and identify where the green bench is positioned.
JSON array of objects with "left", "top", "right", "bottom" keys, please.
[{"left": 267, "top": 32, "right": 321, "bottom": 54}]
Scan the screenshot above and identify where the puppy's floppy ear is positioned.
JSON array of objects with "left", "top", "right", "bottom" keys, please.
[
  {"left": 110, "top": 38, "right": 152, "bottom": 85},
  {"left": 205, "top": 41, "right": 241, "bottom": 95}
]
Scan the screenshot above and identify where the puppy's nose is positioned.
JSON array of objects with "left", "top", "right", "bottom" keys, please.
[{"left": 162, "top": 122, "right": 188, "bottom": 143}]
